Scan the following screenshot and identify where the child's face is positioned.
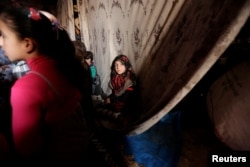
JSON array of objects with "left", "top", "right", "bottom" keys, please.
[
  {"left": 85, "top": 58, "right": 91, "bottom": 66},
  {"left": 0, "top": 20, "right": 26, "bottom": 62},
  {"left": 115, "top": 60, "right": 126, "bottom": 75}
]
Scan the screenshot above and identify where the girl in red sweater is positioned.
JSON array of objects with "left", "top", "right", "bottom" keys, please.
[{"left": 0, "top": 7, "right": 91, "bottom": 165}]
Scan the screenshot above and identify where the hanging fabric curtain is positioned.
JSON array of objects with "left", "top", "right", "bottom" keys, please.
[
  {"left": 57, "top": 0, "right": 75, "bottom": 40},
  {"left": 76, "top": 0, "right": 186, "bottom": 95},
  {"left": 56, "top": 0, "right": 250, "bottom": 134},
  {"left": 127, "top": 0, "right": 250, "bottom": 135}
]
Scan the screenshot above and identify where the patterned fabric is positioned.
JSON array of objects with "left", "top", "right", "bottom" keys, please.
[
  {"left": 12, "top": 60, "right": 30, "bottom": 79},
  {"left": 0, "top": 49, "right": 14, "bottom": 82},
  {"left": 0, "top": 48, "right": 30, "bottom": 81},
  {"left": 58, "top": 0, "right": 250, "bottom": 135},
  {"left": 0, "top": 61, "right": 30, "bottom": 82},
  {"left": 0, "top": 49, "right": 10, "bottom": 65},
  {"left": 0, "top": 64, "right": 15, "bottom": 82},
  {"left": 111, "top": 72, "right": 131, "bottom": 95}
]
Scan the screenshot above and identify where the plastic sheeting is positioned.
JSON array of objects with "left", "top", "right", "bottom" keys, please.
[{"left": 122, "top": 110, "right": 182, "bottom": 167}]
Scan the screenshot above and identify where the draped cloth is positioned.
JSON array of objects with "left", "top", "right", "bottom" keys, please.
[{"left": 57, "top": 0, "right": 250, "bottom": 134}]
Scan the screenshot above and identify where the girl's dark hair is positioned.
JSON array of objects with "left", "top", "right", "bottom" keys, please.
[
  {"left": 0, "top": 7, "right": 86, "bottom": 92},
  {"left": 72, "top": 40, "right": 86, "bottom": 59},
  {"left": 84, "top": 51, "right": 93, "bottom": 61}
]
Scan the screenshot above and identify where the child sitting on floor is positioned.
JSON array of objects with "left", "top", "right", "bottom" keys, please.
[
  {"left": 95, "top": 54, "right": 138, "bottom": 130},
  {"left": 84, "top": 51, "right": 105, "bottom": 100}
]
